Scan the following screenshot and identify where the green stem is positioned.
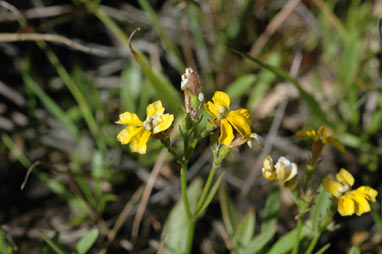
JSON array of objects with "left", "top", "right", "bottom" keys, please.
[
  {"left": 304, "top": 163, "right": 316, "bottom": 191},
  {"left": 181, "top": 161, "right": 192, "bottom": 220},
  {"left": 292, "top": 215, "right": 303, "bottom": 254},
  {"left": 194, "top": 156, "right": 220, "bottom": 217},
  {"left": 306, "top": 232, "right": 321, "bottom": 254},
  {"left": 184, "top": 219, "right": 196, "bottom": 254}
]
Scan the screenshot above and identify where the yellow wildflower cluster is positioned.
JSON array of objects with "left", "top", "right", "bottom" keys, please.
[{"left": 323, "top": 169, "right": 378, "bottom": 216}]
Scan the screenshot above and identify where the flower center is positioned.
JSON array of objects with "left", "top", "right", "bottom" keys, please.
[
  {"left": 143, "top": 114, "right": 159, "bottom": 131},
  {"left": 217, "top": 106, "right": 228, "bottom": 119}
]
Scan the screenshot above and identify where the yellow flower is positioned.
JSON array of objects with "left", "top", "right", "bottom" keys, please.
[
  {"left": 262, "top": 156, "right": 298, "bottom": 185},
  {"left": 296, "top": 126, "right": 345, "bottom": 166},
  {"left": 204, "top": 91, "right": 253, "bottom": 147},
  {"left": 296, "top": 126, "right": 345, "bottom": 153},
  {"left": 116, "top": 101, "right": 174, "bottom": 154},
  {"left": 323, "top": 168, "right": 378, "bottom": 216}
]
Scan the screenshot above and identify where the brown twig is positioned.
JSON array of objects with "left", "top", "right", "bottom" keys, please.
[
  {"left": 20, "top": 161, "right": 40, "bottom": 190},
  {"left": 0, "top": 33, "right": 109, "bottom": 56},
  {"left": 0, "top": 5, "right": 73, "bottom": 22},
  {"left": 102, "top": 185, "right": 144, "bottom": 253},
  {"left": 131, "top": 147, "right": 169, "bottom": 242}
]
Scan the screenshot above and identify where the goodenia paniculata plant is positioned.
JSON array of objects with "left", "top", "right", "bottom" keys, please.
[{"left": 116, "top": 68, "right": 378, "bottom": 254}]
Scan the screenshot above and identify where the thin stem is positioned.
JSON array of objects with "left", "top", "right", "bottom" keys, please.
[
  {"left": 194, "top": 156, "right": 219, "bottom": 217},
  {"left": 181, "top": 161, "right": 192, "bottom": 220},
  {"left": 184, "top": 219, "right": 196, "bottom": 254},
  {"left": 306, "top": 232, "right": 321, "bottom": 254},
  {"left": 292, "top": 214, "right": 303, "bottom": 254}
]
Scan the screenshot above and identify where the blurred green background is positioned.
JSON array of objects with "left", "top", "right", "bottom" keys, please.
[{"left": 0, "top": 0, "right": 381, "bottom": 253}]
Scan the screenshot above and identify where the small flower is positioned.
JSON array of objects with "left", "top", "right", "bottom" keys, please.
[
  {"left": 323, "top": 168, "right": 378, "bottom": 216},
  {"left": 296, "top": 126, "right": 345, "bottom": 166},
  {"left": 205, "top": 91, "right": 258, "bottom": 147},
  {"left": 262, "top": 156, "right": 298, "bottom": 185},
  {"left": 116, "top": 101, "right": 174, "bottom": 154}
]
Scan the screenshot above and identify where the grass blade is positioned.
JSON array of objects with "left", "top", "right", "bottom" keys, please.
[
  {"left": 22, "top": 59, "right": 79, "bottom": 137},
  {"left": 128, "top": 30, "right": 182, "bottom": 114},
  {"left": 137, "top": 0, "right": 185, "bottom": 72},
  {"left": 231, "top": 49, "right": 332, "bottom": 127}
]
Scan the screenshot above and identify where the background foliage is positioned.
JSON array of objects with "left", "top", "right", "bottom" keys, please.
[{"left": 0, "top": 0, "right": 381, "bottom": 253}]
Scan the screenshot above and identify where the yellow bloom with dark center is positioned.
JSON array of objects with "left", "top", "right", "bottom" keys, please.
[
  {"left": 262, "top": 156, "right": 298, "bottom": 185},
  {"left": 116, "top": 101, "right": 174, "bottom": 154},
  {"left": 204, "top": 91, "right": 253, "bottom": 147},
  {"left": 323, "top": 168, "right": 378, "bottom": 216}
]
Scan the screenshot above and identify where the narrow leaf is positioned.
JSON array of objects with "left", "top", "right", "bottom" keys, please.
[
  {"left": 231, "top": 49, "right": 332, "bottom": 127},
  {"left": 128, "top": 30, "right": 182, "bottom": 114},
  {"left": 233, "top": 209, "right": 255, "bottom": 251},
  {"left": 310, "top": 185, "right": 332, "bottom": 234},
  {"left": 40, "top": 233, "right": 66, "bottom": 254},
  {"left": 219, "top": 185, "right": 238, "bottom": 236},
  {"left": 22, "top": 60, "right": 79, "bottom": 137},
  {"left": 161, "top": 178, "right": 203, "bottom": 252},
  {"left": 242, "top": 185, "right": 280, "bottom": 254},
  {"left": 75, "top": 228, "right": 99, "bottom": 254}
]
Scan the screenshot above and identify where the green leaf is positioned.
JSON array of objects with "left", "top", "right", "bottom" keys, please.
[
  {"left": 310, "top": 185, "right": 333, "bottom": 234},
  {"left": 0, "top": 229, "right": 12, "bottom": 254},
  {"left": 242, "top": 224, "right": 276, "bottom": 254},
  {"left": 233, "top": 209, "right": 255, "bottom": 252},
  {"left": 349, "top": 246, "right": 361, "bottom": 254},
  {"left": 267, "top": 228, "right": 299, "bottom": 254},
  {"left": 161, "top": 178, "right": 203, "bottom": 252},
  {"left": 130, "top": 43, "right": 182, "bottom": 115},
  {"left": 225, "top": 74, "right": 256, "bottom": 100},
  {"left": 40, "top": 233, "right": 66, "bottom": 254},
  {"left": 242, "top": 185, "right": 280, "bottom": 254},
  {"left": 22, "top": 60, "right": 79, "bottom": 137},
  {"left": 231, "top": 49, "right": 332, "bottom": 127},
  {"left": 75, "top": 228, "right": 99, "bottom": 254},
  {"left": 219, "top": 185, "right": 238, "bottom": 236}
]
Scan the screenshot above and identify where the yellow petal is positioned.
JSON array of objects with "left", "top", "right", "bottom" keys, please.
[
  {"left": 146, "top": 100, "right": 165, "bottom": 118},
  {"left": 204, "top": 101, "right": 219, "bottom": 118},
  {"left": 117, "top": 126, "right": 142, "bottom": 144},
  {"left": 326, "top": 136, "right": 346, "bottom": 153},
  {"left": 275, "top": 157, "right": 298, "bottom": 182},
  {"left": 263, "top": 156, "right": 273, "bottom": 171},
  {"left": 338, "top": 195, "right": 355, "bottom": 216},
  {"left": 153, "top": 113, "right": 174, "bottom": 134},
  {"left": 323, "top": 178, "right": 343, "bottom": 198},
  {"left": 262, "top": 168, "right": 277, "bottom": 180},
  {"left": 115, "top": 112, "right": 143, "bottom": 126},
  {"left": 130, "top": 129, "right": 151, "bottom": 154},
  {"left": 354, "top": 186, "right": 378, "bottom": 202},
  {"left": 336, "top": 168, "right": 354, "bottom": 187},
  {"left": 350, "top": 192, "right": 371, "bottom": 216},
  {"left": 219, "top": 119, "right": 234, "bottom": 146},
  {"left": 227, "top": 109, "right": 251, "bottom": 137},
  {"left": 316, "top": 126, "right": 327, "bottom": 143},
  {"left": 295, "top": 129, "right": 316, "bottom": 137},
  {"left": 212, "top": 91, "right": 230, "bottom": 109}
]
